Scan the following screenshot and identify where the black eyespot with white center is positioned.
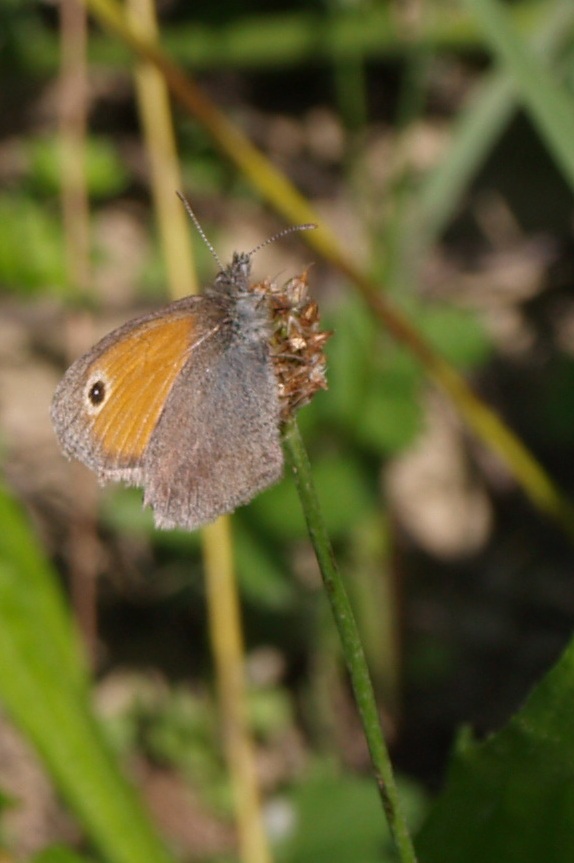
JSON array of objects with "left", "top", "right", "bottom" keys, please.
[
  {"left": 89, "top": 380, "right": 106, "bottom": 405},
  {"left": 84, "top": 371, "right": 112, "bottom": 415}
]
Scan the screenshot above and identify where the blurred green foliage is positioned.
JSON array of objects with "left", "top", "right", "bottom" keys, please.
[
  {"left": 275, "top": 766, "right": 427, "bottom": 863},
  {"left": 2, "top": 0, "right": 574, "bottom": 862},
  {"left": 0, "top": 193, "right": 66, "bottom": 293},
  {"left": 28, "top": 135, "right": 129, "bottom": 199}
]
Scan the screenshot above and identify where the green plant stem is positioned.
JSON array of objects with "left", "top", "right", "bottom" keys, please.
[{"left": 283, "top": 419, "right": 417, "bottom": 863}]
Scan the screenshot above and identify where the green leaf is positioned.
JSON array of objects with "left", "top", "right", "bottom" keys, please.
[
  {"left": 323, "top": 295, "right": 423, "bottom": 454},
  {"left": 31, "top": 847, "right": 97, "bottom": 863},
  {"left": 234, "top": 524, "right": 298, "bottom": 611},
  {"left": 0, "top": 194, "right": 65, "bottom": 293},
  {"left": 275, "top": 765, "right": 427, "bottom": 863},
  {"left": 418, "top": 303, "right": 492, "bottom": 370},
  {"left": 249, "top": 452, "right": 376, "bottom": 541},
  {"left": 0, "top": 481, "right": 175, "bottom": 863},
  {"left": 28, "top": 135, "right": 128, "bottom": 199},
  {"left": 417, "top": 635, "right": 574, "bottom": 863},
  {"left": 354, "top": 356, "right": 423, "bottom": 455}
]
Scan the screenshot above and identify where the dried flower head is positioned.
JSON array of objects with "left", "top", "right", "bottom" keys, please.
[{"left": 253, "top": 270, "right": 332, "bottom": 421}]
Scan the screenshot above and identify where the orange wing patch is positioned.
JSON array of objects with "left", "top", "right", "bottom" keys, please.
[{"left": 88, "top": 315, "right": 199, "bottom": 466}]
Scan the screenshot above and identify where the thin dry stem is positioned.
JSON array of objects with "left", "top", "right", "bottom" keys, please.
[{"left": 127, "top": 1, "right": 271, "bottom": 859}]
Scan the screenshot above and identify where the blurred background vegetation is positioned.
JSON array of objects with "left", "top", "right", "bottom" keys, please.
[{"left": 2, "top": 0, "right": 574, "bottom": 861}]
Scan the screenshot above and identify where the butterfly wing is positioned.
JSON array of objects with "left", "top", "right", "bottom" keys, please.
[
  {"left": 51, "top": 294, "right": 284, "bottom": 530},
  {"left": 142, "top": 321, "right": 283, "bottom": 530},
  {"left": 51, "top": 296, "right": 209, "bottom": 485}
]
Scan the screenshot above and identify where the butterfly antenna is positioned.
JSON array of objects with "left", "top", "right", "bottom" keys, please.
[
  {"left": 247, "top": 222, "right": 317, "bottom": 259},
  {"left": 176, "top": 191, "right": 224, "bottom": 271}
]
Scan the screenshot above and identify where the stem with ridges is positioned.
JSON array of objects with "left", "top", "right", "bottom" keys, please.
[{"left": 283, "top": 418, "right": 417, "bottom": 863}]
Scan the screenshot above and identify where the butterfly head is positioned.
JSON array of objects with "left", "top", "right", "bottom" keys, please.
[{"left": 211, "top": 251, "right": 253, "bottom": 298}]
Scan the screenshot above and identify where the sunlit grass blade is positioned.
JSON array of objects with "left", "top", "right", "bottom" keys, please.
[
  {"left": 416, "top": 0, "right": 574, "bottom": 251},
  {"left": 128, "top": 1, "right": 271, "bottom": 858},
  {"left": 0, "top": 482, "right": 175, "bottom": 863},
  {"left": 462, "top": 0, "right": 574, "bottom": 191},
  {"left": 411, "top": 0, "right": 574, "bottom": 257}
]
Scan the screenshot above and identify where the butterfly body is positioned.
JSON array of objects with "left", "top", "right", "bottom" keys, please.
[{"left": 51, "top": 252, "right": 283, "bottom": 530}]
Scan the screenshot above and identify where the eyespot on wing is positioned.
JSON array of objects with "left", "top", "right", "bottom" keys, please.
[{"left": 51, "top": 306, "right": 206, "bottom": 474}]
